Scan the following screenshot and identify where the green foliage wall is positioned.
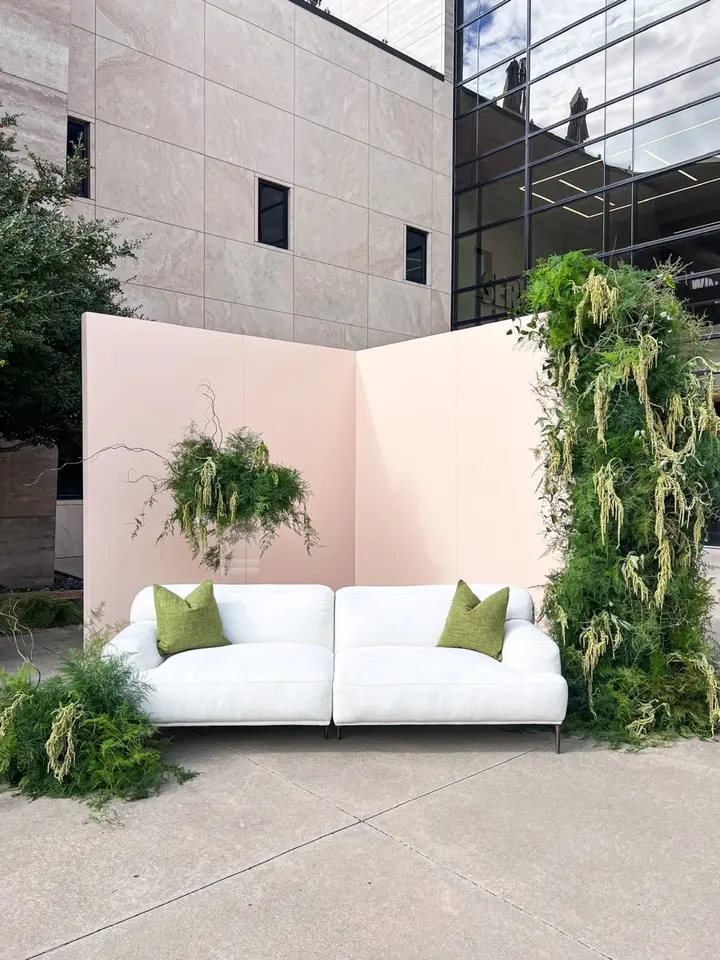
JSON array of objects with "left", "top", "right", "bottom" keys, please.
[{"left": 519, "top": 252, "right": 720, "bottom": 743}]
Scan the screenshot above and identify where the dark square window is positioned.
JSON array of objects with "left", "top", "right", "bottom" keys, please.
[
  {"left": 258, "top": 180, "right": 289, "bottom": 248},
  {"left": 67, "top": 118, "right": 90, "bottom": 198},
  {"left": 406, "top": 227, "right": 427, "bottom": 284}
]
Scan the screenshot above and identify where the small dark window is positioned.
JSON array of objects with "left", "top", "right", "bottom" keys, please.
[
  {"left": 258, "top": 180, "right": 289, "bottom": 248},
  {"left": 67, "top": 118, "right": 90, "bottom": 198},
  {"left": 406, "top": 227, "right": 427, "bottom": 284}
]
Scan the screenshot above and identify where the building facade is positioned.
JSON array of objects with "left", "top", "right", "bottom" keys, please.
[
  {"left": 453, "top": 0, "right": 720, "bottom": 327},
  {"left": 0, "top": 0, "right": 454, "bottom": 350}
]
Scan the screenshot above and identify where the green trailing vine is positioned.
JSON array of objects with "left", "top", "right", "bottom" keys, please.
[
  {"left": 0, "top": 648, "right": 194, "bottom": 806},
  {"left": 517, "top": 251, "right": 720, "bottom": 744},
  {"left": 133, "top": 389, "right": 318, "bottom": 571}
]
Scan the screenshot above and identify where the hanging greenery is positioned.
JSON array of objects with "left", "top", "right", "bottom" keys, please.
[
  {"left": 134, "top": 410, "right": 318, "bottom": 572},
  {"left": 517, "top": 251, "right": 720, "bottom": 744}
]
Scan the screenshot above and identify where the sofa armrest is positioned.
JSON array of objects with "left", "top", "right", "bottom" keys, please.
[
  {"left": 501, "top": 619, "right": 562, "bottom": 675},
  {"left": 103, "top": 620, "right": 164, "bottom": 673}
]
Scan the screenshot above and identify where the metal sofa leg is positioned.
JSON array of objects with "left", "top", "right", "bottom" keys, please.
[
  {"left": 554, "top": 724, "right": 562, "bottom": 754},
  {"left": 336, "top": 725, "right": 343, "bottom": 740},
  {"left": 324, "top": 725, "right": 330, "bottom": 740}
]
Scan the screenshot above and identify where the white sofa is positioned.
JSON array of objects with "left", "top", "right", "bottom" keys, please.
[
  {"left": 105, "top": 584, "right": 334, "bottom": 727},
  {"left": 333, "top": 584, "right": 568, "bottom": 749}
]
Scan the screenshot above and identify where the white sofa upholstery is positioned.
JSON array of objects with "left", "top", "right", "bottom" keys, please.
[
  {"left": 105, "top": 584, "right": 334, "bottom": 726},
  {"left": 332, "top": 584, "right": 568, "bottom": 729}
]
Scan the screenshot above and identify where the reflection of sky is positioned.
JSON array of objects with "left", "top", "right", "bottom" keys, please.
[
  {"left": 325, "top": 0, "right": 446, "bottom": 72},
  {"left": 462, "top": 0, "right": 526, "bottom": 79}
]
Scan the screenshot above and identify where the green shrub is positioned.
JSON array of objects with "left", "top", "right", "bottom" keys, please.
[
  {"left": 517, "top": 252, "right": 720, "bottom": 744},
  {"left": 0, "top": 593, "right": 82, "bottom": 632},
  {"left": 0, "top": 649, "right": 194, "bottom": 805}
]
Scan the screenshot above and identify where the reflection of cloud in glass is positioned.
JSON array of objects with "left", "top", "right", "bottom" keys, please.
[{"left": 462, "top": 0, "right": 527, "bottom": 80}]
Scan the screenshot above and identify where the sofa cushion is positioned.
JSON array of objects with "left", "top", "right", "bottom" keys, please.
[
  {"left": 143, "top": 642, "right": 333, "bottom": 725},
  {"left": 333, "top": 646, "right": 568, "bottom": 725},
  {"left": 154, "top": 581, "right": 230, "bottom": 657},
  {"left": 437, "top": 582, "right": 508, "bottom": 658}
]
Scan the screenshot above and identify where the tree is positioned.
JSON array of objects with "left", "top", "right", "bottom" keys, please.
[
  {"left": 0, "top": 111, "right": 140, "bottom": 450},
  {"left": 518, "top": 252, "right": 720, "bottom": 744}
]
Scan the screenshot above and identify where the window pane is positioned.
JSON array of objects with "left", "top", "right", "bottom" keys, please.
[
  {"left": 633, "top": 97, "right": 720, "bottom": 174},
  {"left": 67, "top": 118, "right": 89, "bottom": 198},
  {"left": 530, "top": 195, "right": 604, "bottom": 265},
  {"left": 456, "top": 102, "right": 525, "bottom": 164},
  {"left": 606, "top": 183, "right": 632, "bottom": 251},
  {"left": 456, "top": 172, "right": 526, "bottom": 231},
  {"left": 457, "top": 218, "right": 525, "bottom": 288},
  {"left": 258, "top": 181, "right": 288, "bottom": 248},
  {"left": 634, "top": 0, "right": 719, "bottom": 90},
  {"left": 633, "top": 231, "right": 720, "bottom": 275},
  {"left": 456, "top": 141, "right": 525, "bottom": 190},
  {"left": 530, "top": 148, "right": 605, "bottom": 207},
  {"left": 463, "top": 55, "right": 527, "bottom": 111},
  {"left": 529, "top": 47, "right": 605, "bottom": 133},
  {"left": 530, "top": 0, "right": 608, "bottom": 46},
  {"left": 531, "top": 2, "right": 632, "bottom": 81},
  {"left": 455, "top": 276, "right": 525, "bottom": 322},
  {"left": 465, "top": 0, "right": 527, "bottom": 80},
  {"left": 635, "top": 156, "right": 720, "bottom": 244},
  {"left": 406, "top": 228, "right": 427, "bottom": 284},
  {"left": 633, "top": 61, "right": 720, "bottom": 126}
]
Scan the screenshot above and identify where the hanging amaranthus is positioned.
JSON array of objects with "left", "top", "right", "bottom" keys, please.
[{"left": 517, "top": 252, "right": 720, "bottom": 744}]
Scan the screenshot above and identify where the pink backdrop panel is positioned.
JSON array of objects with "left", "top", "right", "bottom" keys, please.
[{"left": 83, "top": 314, "right": 356, "bottom": 622}]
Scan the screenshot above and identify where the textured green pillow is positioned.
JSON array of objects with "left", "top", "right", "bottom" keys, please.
[
  {"left": 437, "top": 582, "right": 509, "bottom": 659},
  {"left": 153, "top": 581, "right": 230, "bottom": 657}
]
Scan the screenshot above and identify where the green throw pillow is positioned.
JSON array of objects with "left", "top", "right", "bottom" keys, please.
[
  {"left": 437, "top": 582, "right": 509, "bottom": 659},
  {"left": 153, "top": 580, "right": 230, "bottom": 657}
]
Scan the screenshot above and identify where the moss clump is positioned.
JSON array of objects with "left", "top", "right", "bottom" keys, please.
[
  {"left": 518, "top": 252, "right": 720, "bottom": 745},
  {"left": 0, "top": 649, "right": 194, "bottom": 806}
]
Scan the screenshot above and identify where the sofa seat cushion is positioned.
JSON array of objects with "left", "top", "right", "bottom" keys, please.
[
  {"left": 143, "top": 642, "right": 333, "bottom": 725},
  {"left": 333, "top": 646, "right": 568, "bottom": 725}
]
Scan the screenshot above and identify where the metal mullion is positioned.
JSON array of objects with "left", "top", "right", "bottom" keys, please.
[{"left": 523, "top": 0, "right": 531, "bottom": 271}]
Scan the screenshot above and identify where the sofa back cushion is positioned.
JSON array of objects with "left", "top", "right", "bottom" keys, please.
[
  {"left": 131, "top": 584, "right": 335, "bottom": 650},
  {"left": 335, "top": 584, "right": 532, "bottom": 651}
]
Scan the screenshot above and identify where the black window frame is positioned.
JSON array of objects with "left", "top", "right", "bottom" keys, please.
[
  {"left": 258, "top": 180, "right": 290, "bottom": 249},
  {"left": 67, "top": 117, "right": 90, "bottom": 199},
  {"left": 406, "top": 227, "right": 428, "bottom": 284}
]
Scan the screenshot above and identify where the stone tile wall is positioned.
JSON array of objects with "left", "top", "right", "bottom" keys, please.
[{"left": 0, "top": 0, "right": 453, "bottom": 350}]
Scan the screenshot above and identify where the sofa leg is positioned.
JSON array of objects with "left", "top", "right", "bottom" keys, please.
[
  {"left": 324, "top": 725, "right": 330, "bottom": 740},
  {"left": 554, "top": 724, "right": 562, "bottom": 754},
  {"left": 336, "top": 725, "right": 343, "bottom": 740}
]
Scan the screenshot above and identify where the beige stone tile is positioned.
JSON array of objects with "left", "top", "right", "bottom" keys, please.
[
  {"left": 294, "top": 316, "right": 368, "bottom": 351},
  {"left": 96, "top": 37, "right": 204, "bottom": 152},
  {"left": 368, "top": 275, "right": 433, "bottom": 337},
  {"left": 433, "top": 76, "right": 453, "bottom": 118},
  {"left": 432, "top": 171, "right": 452, "bottom": 234},
  {"left": 97, "top": 207, "right": 204, "bottom": 296},
  {"left": 26, "top": 825, "right": 599, "bottom": 960},
  {"left": 0, "top": 737, "right": 353, "bottom": 959},
  {"left": 294, "top": 4, "right": 370, "bottom": 78},
  {"left": 124, "top": 284, "right": 204, "bottom": 328},
  {"left": 68, "top": 198, "right": 96, "bottom": 221},
  {"left": 294, "top": 188, "right": 368, "bottom": 273},
  {"left": 95, "top": 122, "right": 204, "bottom": 230},
  {"left": 369, "top": 147, "right": 433, "bottom": 229},
  {"left": 371, "top": 743, "right": 720, "bottom": 960},
  {"left": 0, "top": 3, "right": 70, "bottom": 92},
  {"left": 0, "top": 74, "right": 67, "bottom": 165},
  {"left": 369, "top": 44, "right": 434, "bottom": 109},
  {"left": 204, "top": 157, "right": 255, "bottom": 244},
  {"left": 369, "top": 84, "right": 433, "bottom": 168},
  {"left": 368, "top": 328, "right": 412, "bottom": 347},
  {"left": 205, "top": 81, "right": 293, "bottom": 183},
  {"left": 430, "top": 232, "right": 451, "bottom": 294},
  {"left": 205, "top": 300, "right": 294, "bottom": 341},
  {"left": 295, "top": 118, "right": 368, "bottom": 206},
  {"left": 368, "top": 210, "right": 405, "bottom": 282},
  {"left": 96, "top": 0, "right": 204, "bottom": 75},
  {"left": 205, "top": 4, "right": 293, "bottom": 112},
  {"left": 205, "top": 234, "right": 293, "bottom": 313},
  {"left": 71, "top": 0, "right": 95, "bottom": 32},
  {"left": 430, "top": 288, "right": 451, "bottom": 333},
  {"left": 206, "top": 0, "right": 294, "bottom": 42},
  {"left": 68, "top": 26, "right": 95, "bottom": 118},
  {"left": 294, "top": 258, "right": 367, "bottom": 327},
  {"left": 294, "top": 46, "right": 369, "bottom": 142},
  {"left": 432, "top": 111, "right": 453, "bottom": 175}
]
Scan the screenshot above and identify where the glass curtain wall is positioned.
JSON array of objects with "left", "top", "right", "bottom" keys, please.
[{"left": 453, "top": 0, "right": 720, "bottom": 326}]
